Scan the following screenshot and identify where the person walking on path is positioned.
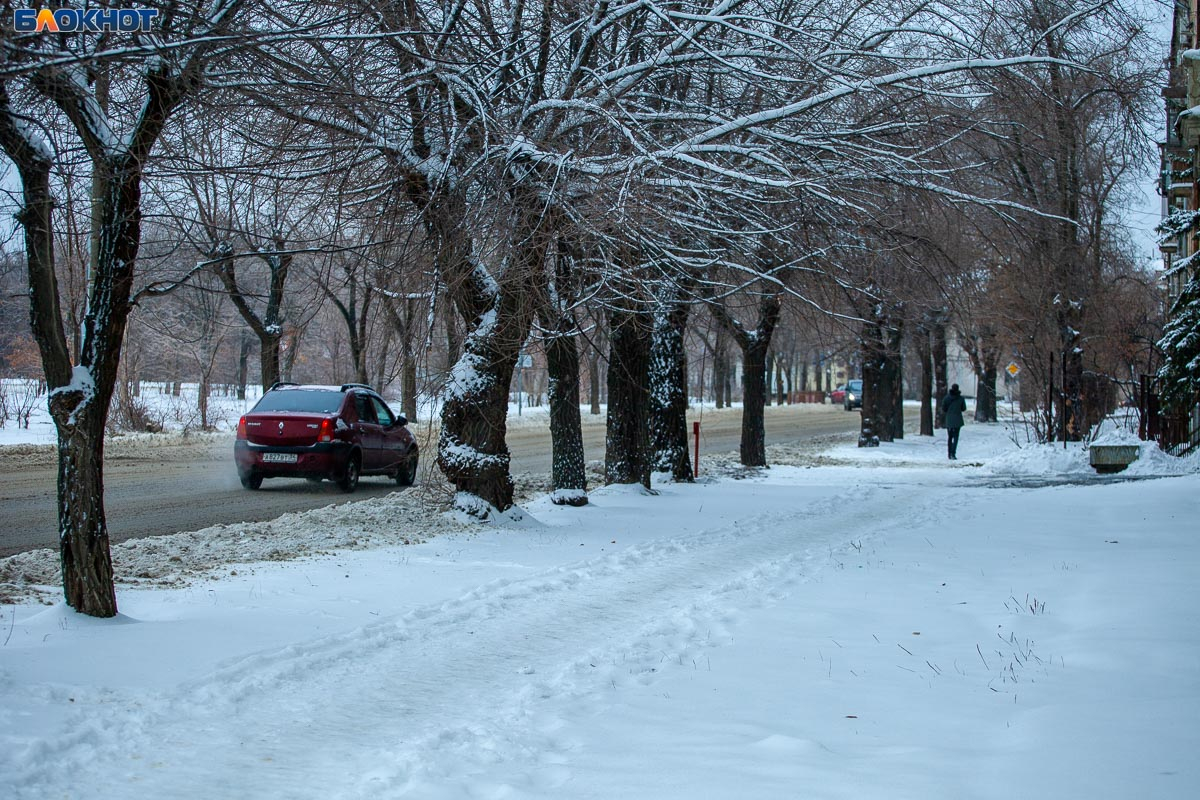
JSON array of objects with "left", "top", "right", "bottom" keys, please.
[{"left": 942, "top": 384, "right": 967, "bottom": 460}]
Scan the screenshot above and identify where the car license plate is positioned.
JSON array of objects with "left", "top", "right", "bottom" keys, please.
[{"left": 262, "top": 453, "right": 297, "bottom": 463}]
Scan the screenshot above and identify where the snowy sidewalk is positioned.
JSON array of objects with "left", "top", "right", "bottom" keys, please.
[{"left": 1, "top": 421, "right": 1197, "bottom": 799}]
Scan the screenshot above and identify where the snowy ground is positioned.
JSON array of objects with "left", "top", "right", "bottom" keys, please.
[{"left": 1, "top": 417, "right": 1198, "bottom": 799}]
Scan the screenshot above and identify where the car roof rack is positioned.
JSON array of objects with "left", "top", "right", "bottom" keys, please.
[
  {"left": 340, "top": 382, "right": 375, "bottom": 392},
  {"left": 269, "top": 381, "right": 301, "bottom": 390}
]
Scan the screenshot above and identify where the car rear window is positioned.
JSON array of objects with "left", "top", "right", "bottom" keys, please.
[{"left": 252, "top": 390, "right": 343, "bottom": 414}]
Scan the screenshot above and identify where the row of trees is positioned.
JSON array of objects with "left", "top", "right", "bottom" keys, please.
[{"left": 0, "top": 0, "right": 1163, "bottom": 616}]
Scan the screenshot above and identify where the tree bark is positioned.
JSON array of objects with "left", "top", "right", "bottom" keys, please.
[
  {"left": 605, "top": 306, "right": 653, "bottom": 488},
  {"left": 860, "top": 311, "right": 902, "bottom": 445},
  {"left": 434, "top": 187, "right": 536, "bottom": 514},
  {"left": 649, "top": 299, "right": 693, "bottom": 482},
  {"left": 918, "top": 327, "right": 934, "bottom": 436},
  {"left": 588, "top": 349, "right": 602, "bottom": 415},
  {"left": 211, "top": 240, "right": 288, "bottom": 391},
  {"left": 932, "top": 317, "right": 948, "bottom": 428},
  {"left": 542, "top": 315, "right": 589, "bottom": 504},
  {"left": 710, "top": 294, "right": 782, "bottom": 467}
]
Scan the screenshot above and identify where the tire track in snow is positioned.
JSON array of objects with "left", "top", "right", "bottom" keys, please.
[{"left": 7, "top": 484, "right": 961, "bottom": 799}]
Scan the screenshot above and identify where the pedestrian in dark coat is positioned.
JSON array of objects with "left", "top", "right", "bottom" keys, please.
[{"left": 942, "top": 384, "right": 967, "bottom": 460}]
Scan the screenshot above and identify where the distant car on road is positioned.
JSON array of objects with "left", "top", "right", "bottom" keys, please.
[
  {"left": 234, "top": 383, "right": 418, "bottom": 492},
  {"left": 830, "top": 384, "right": 847, "bottom": 405},
  {"left": 844, "top": 379, "right": 863, "bottom": 411}
]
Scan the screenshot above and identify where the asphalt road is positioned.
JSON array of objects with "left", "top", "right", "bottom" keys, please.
[{"left": 0, "top": 404, "right": 859, "bottom": 556}]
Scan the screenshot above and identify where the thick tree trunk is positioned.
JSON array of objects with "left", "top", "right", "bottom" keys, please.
[
  {"left": 976, "top": 365, "right": 998, "bottom": 423},
  {"left": 438, "top": 293, "right": 533, "bottom": 514},
  {"left": 605, "top": 307, "right": 653, "bottom": 488},
  {"left": 649, "top": 301, "right": 693, "bottom": 482},
  {"left": 710, "top": 294, "right": 781, "bottom": 467},
  {"left": 1060, "top": 323, "right": 1084, "bottom": 440},
  {"left": 3, "top": 130, "right": 118, "bottom": 616},
  {"left": 543, "top": 318, "right": 589, "bottom": 504},
  {"left": 740, "top": 339, "right": 771, "bottom": 466},
  {"left": 259, "top": 333, "right": 282, "bottom": 390},
  {"left": 435, "top": 185, "right": 537, "bottom": 515},
  {"left": 860, "top": 314, "right": 902, "bottom": 445},
  {"left": 53, "top": 399, "right": 117, "bottom": 615}
]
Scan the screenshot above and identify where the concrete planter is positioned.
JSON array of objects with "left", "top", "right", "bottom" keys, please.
[{"left": 1089, "top": 444, "right": 1140, "bottom": 474}]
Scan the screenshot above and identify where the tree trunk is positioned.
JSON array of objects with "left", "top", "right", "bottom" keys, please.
[
  {"left": 976, "top": 364, "right": 998, "bottom": 423},
  {"left": 712, "top": 326, "right": 726, "bottom": 408},
  {"left": 932, "top": 319, "right": 948, "bottom": 428},
  {"left": 54, "top": 406, "right": 117, "bottom": 617},
  {"left": 434, "top": 183, "right": 536, "bottom": 514},
  {"left": 199, "top": 374, "right": 210, "bottom": 429},
  {"left": 588, "top": 350, "right": 602, "bottom": 415},
  {"left": 740, "top": 338, "right": 771, "bottom": 466},
  {"left": 438, "top": 292, "right": 533, "bottom": 514},
  {"left": 605, "top": 307, "right": 653, "bottom": 488},
  {"left": 260, "top": 332, "right": 282, "bottom": 389},
  {"left": 649, "top": 300, "right": 693, "bottom": 482},
  {"left": 402, "top": 358, "right": 418, "bottom": 421},
  {"left": 236, "top": 332, "right": 252, "bottom": 400},
  {"left": 774, "top": 353, "right": 786, "bottom": 406},
  {"left": 543, "top": 317, "right": 589, "bottom": 504},
  {"left": 918, "top": 327, "right": 934, "bottom": 436},
  {"left": 860, "top": 313, "right": 902, "bottom": 444},
  {"left": 710, "top": 294, "right": 781, "bottom": 467},
  {"left": 891, "top": 320, "right": 904, "bottom": 441}
]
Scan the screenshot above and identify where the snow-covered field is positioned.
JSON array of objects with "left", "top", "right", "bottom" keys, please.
[{"left": 1, "top": 417, "right": 1198, "bottom": 799}]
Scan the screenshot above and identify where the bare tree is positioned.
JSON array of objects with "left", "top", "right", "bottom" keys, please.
[{"left": 0, "top": 1, "right": 245, "bottom": 616}]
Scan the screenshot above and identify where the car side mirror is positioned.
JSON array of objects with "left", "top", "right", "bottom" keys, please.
[{"left": 395, "top": 415, "right": 408, "bottom": 427}]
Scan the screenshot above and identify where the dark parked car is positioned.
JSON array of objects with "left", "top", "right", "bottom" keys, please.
[
  {"left": 844, "top": 379, "right": 863, "bottom": 411},
  {"left": 234, "top": 383, "right": 418, "bottom": 492},
  {"left": 830, "top": 384, "right": 847, "bottom": 405}
]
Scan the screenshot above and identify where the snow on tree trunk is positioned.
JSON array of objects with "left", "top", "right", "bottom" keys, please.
[
  {"left": 543, "top": 318, "right": 588, "bottom": 505},
  {"left": 53, "top": 391, "right": 117, "bottom": 616},
  {"left": 438, "top": 297, "right": 533, "bottom": 515},
  {"left": 606, "top": 307, "right": 653, "bottom": 488},
  {"left": 649, "top": 300, "right": 693, "bottom": 482}
]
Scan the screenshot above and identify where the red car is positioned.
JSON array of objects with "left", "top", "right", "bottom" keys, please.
[
  {"left": 235, "top": 383, "right": 418, "bottom": 492},
  {"left": 830, "top": 384, "right": 847, "bottom": 405}
]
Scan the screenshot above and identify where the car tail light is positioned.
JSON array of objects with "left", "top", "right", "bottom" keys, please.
[
  {"left": 318, "top": 417, "right": 335, "bottom": 442},
  {"left": 237, "top": 416, "right": 247, "bottom": 440}
]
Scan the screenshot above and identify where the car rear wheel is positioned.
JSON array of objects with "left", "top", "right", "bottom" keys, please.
[
  {"left": 395, "top": 452, "right": 418, "bottom": 486},
  {"left": 337, "top": 455, "right": 360, "bottom": 493},
  {"left": 240, "top": 471, "right": 263, "bottom": 490}
]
